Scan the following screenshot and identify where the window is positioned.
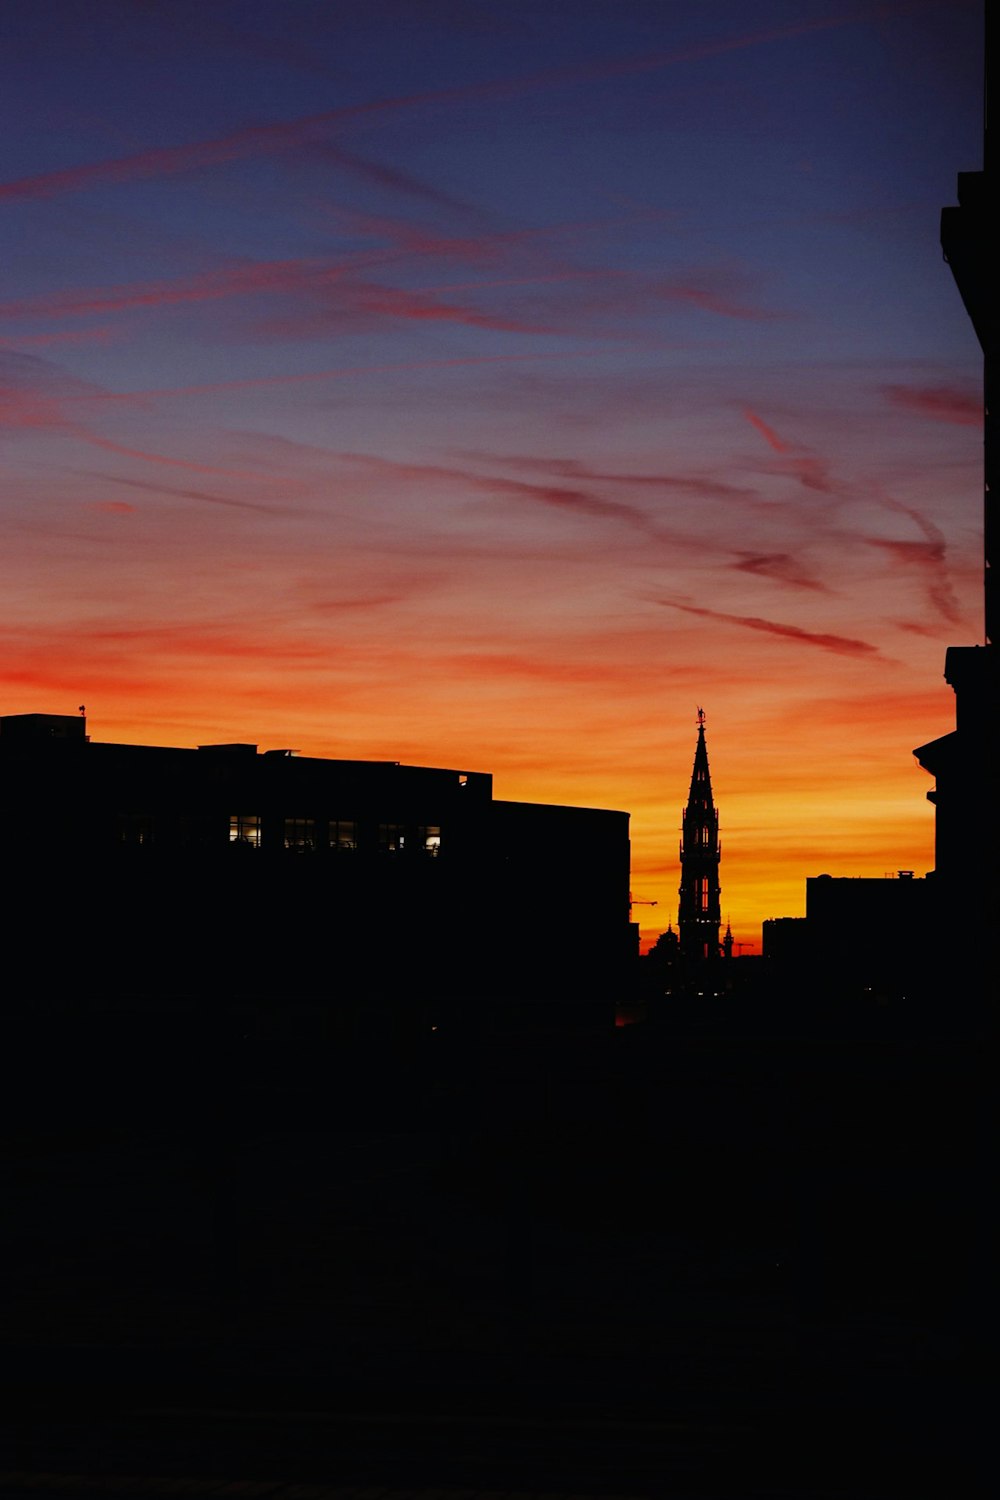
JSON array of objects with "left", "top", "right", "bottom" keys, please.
[
  {"left": 118, "top": 814, "right": 153, "bottom": 847},
  {"left": 378, "top": 823, "right": 405, "bottom": 853},
  {"left": 419, "top": 825, "right": 441, "bottom": 857},
  {"left": 284, "top": 817, "right": 317, "bottom": 851},
  {"left": 328, "top": 819, "right": 357, "bottom": 850},
  {"left": 229, "top": 813, "right": 261, "bottom": 848},
  {"left": 697, "top": 877, "right": 709, "bottom": 912}
]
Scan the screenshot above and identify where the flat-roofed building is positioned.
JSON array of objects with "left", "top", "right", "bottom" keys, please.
[{"left": 0, "top": 712, "right": 630, "bottom": 1033}]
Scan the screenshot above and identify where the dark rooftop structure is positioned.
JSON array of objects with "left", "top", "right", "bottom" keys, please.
[{"left": 0, "top": 711, "right": 631, "bottom": 1033}]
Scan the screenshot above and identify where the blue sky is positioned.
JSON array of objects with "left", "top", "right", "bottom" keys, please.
[{"left": 0, "top": 0, "right": 985, "bottom": 943}]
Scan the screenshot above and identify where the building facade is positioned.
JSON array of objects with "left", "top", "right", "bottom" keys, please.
[
  {"left": 913, "top": 48, "right": 997, "bottom": 990},
  {"left": 0, "top": 713, "right": 631, "bottom": 1032}
]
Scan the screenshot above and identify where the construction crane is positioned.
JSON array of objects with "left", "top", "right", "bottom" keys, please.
[{"left": 628, "top": 894, "right": 658, "bottom": 913}]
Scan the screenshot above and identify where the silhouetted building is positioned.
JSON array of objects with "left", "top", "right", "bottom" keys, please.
[
  {"left": 913, "top": 41, "right": 998, "bottom": 986},
  {"left": 805, "top": 872, "right": 933, "bottom": 1000},
  {"left": 677, "top": 709, "right": 722, "bottom": 962},
  {"left": 761, "top": 916, "right": 809, "bottom": 965},
  {"left": 630, "top": 921, "right": 679, "bottom": 1009},
  {"left": 0, "top": 712, "right": 631, "bottom": 1033}
]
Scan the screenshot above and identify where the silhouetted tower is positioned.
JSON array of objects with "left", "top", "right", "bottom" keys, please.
[
  {"left": 722, "top": 921, "right": 734, "bottom": 960},
  {"left": 678, "top": 709, "right": 722, "bottom": 961}
]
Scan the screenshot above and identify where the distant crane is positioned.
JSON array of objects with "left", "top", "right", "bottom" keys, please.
[{"left": 628, "top": 893, "right": 658, "bottom": 914}]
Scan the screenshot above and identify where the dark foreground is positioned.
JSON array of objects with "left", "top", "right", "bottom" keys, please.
[{"left": 1, "top": 1007, "right": 987, "bottom": 1497}]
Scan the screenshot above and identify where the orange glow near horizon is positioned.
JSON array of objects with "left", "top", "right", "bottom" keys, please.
[
  {"left": 2, "top": 630, "right": 957, "bottom": 959},
  {"left": 0, "top": 4, "right": 982, "bottom": 963}
]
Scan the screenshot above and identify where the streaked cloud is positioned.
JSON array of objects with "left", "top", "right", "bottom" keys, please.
[
  {"left": 883, "top": 383, "right": 981, "bottom": 427},
  {"left": 654, "top": 598, "right": 882, "bottom": 657}
]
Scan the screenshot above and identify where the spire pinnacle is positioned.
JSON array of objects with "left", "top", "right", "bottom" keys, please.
[{"left": 678, "top": 711, "right": 721, "bottom": 962}]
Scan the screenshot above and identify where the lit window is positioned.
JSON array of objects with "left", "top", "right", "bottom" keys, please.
[
  {"left": 419, "top": 825, "right": 441, "bottom": 857},
  {"left": 118, "top": 814, "right": 153, "bottom": 847},
  {"left": 378, "top": 823, "right": 405, "bottom": 853},
  {"left": 329, "top": 819, "right": 357, "bottom": 850},
  {"left": 284, "top": 817, "right": 317, "bottom": 851},
  {"left": 229, "top": 813, "right": 261, "bottom": 848}
]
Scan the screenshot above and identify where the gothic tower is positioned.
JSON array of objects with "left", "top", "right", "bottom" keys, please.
[{"left": 678, "top": 709, "right": 722, "bottom": 962}]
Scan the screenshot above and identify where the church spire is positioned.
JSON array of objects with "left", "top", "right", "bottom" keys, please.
[{"left": 678, "top": 708, "right": 722, "bottom": 962}]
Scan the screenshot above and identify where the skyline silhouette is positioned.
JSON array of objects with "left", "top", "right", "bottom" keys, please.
[
  {"left": 1, "top": 10, "right": 990, "bottom": 1496},
  {"left": 0, "top": 1, "right": 985, "bottom": 952}
]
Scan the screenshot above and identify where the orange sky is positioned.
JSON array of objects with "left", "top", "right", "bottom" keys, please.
[{"left": 0, "top": 2, "right": 983, "bottom": 955}]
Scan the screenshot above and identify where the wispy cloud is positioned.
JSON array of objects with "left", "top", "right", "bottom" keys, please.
[
  {"left": 337, "top": 451, "right": 658, "bottom": 532},
  {"left": 742, "top": 406, "right": 790, "bottom": 453},
  {"left": 868, "top": 494, "right": 962, "bottom": 624},
  {"left": 453, "top": 450, "right": 760, "bottom": 502},
  {"left": 87, "top": 500, "right": 136, "bottom": 515},
  {"left": 660, "top": 278, "right": 793, "bottom": 322},
  {"left": 1, "top": 326, "right": 118, "bottom": 348},
  {"left": 75, "top": 349, "right": 602, "bottom": 405},
  {"left": 741, "top": 406, "right": 835, "bottom": 494},
  {"left": 0, "top": 11, "right": 866, "bottom": 206},
  {"left": 446, "top": 652, "right": 639, "bottom": 687},
  {"left": 883, "top": 383, "right": 981, "bottom": 427},
  {"left": 0, "top": 258, "right": 353, "bottom": 321},
  {"left": 78, "top": 471, "right": 312, "bottom": 517},
  {"left": 730, "top": 552, "right": 829, "bottom": 591},
  {"left": 1, "top": 353, "right": 270, "bottom": 480},
  {"left": 654, "top": 597, "right": 881, "bottom": 657}
]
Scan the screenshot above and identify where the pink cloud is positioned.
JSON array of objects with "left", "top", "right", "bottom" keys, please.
[
  {"left": 312, "top": 143, "right": 487, "bottom": 219},
  {"left": 0, "top": 12, "right": 863, "bottom": 206},
  {"left": 0, "top": 326, "right": 118, "bottom": 348},
  {"left": 661, "top": 281, "right": 792, "bottom": 321},
  {"left": 0, "top": 261, "right": 325, "bottom": 321},
  {"left": 1, "top": 360, "right": 269, "bottom": 480},
  {"left": 351, "top": 281, "right": 557, "bottom": 335},
  {"left": 729, "top": 552, "right": 829, "bottom": 591},
  {"left": 655, "top": 597, "right": 881, "bottom": 657},
  {"left": 79, "top": 434, "right": 272, "bottom": 479},
  {"left": 338, "top": 451, "right": 657, "bottom": 531},
  {"left": 871, "top": 494, "right": 962, "bottom": 624},
  {"left": 310, "top": 594, "right": 409, "bottom": 613},
  {"left": 742, "top": 406, "right": 791, "bottom": 453},
  {"left": 454, "top": 451, "right": 759, "bottom": 501},
  {"left": 78, "top": 349, "right": 602, "bottom": 404},
  {"left": 446, "top": 653, "right": 641, "bottom": 686},
  {"left": 741, "top": 407, "right": 835, "bottom": 494},
  {"left": 883, "top": 383, "right": 981, "bottom": 427},
  {"left": 81, "top": 472, "right": 311, "bottom": 517}
]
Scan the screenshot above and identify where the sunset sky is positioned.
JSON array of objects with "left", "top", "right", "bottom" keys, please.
[{"left": 0, "top": 1, "right": 984, "bottom": 950}]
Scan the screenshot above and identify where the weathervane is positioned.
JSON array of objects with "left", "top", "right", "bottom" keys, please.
[{"left": 696, "top": 706, "right": 705, "bottom": 729}]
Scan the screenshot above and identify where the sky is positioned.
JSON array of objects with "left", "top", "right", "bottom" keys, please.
[{"left": 0, "top": 0, "right": 984, "bottom": 951}]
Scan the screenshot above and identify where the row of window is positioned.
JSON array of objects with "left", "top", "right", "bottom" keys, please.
[
  {"left": 230, "top": 815, "right": 442, "bottom": 856},
  {"left": 116, "top": 814, "right": 442, "bottom": 854}
]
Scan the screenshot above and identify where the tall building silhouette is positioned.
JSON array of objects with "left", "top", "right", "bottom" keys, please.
[
  {"left": 913, "top": 30, "right": 997, "bottom": 983},
  {"left": 678, "top": 709, "right": 721, "bottom": 961}
]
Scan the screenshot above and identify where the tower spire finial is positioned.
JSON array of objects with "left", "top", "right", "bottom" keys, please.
[{"left": 678, "top": 711, "right": 721, "bottom": 963}]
